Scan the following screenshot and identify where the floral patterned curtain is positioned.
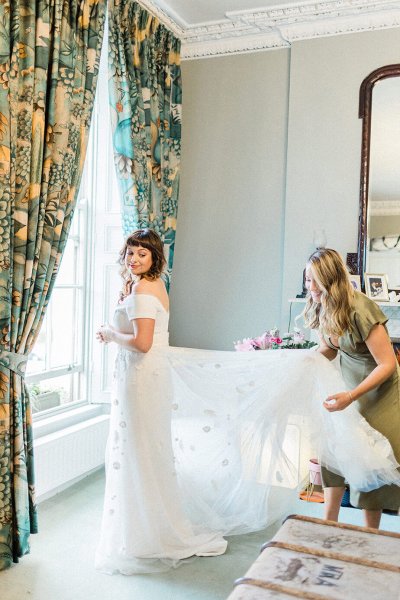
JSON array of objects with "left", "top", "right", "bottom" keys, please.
[
  {"left": 0, "top": 0, "right": 105, "bottom": 569},
  {"left": 108, "top": 0, "right": 182, "bottom": 288}
]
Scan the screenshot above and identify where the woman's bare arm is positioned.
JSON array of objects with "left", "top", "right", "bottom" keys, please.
[
  {"left": 317, "top": 331, "right": 338, "bottom": 361},
  {"left": 96, "top": 318, "right": 155, "bottom": 353},
  {"left": 324, "top": 323, "right": 396, "bottom": 412}
]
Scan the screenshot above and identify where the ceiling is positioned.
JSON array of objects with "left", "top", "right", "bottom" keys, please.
[
  {"left": 143, "top": 0, "right": 400, "bottom": 58},
  {"left": 157, "top": 0, "right": 291, "bottom": 26}
]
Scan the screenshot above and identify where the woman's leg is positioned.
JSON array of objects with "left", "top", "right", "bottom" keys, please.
[
  {"left": 324, "top": 486, "right": 345, "bottom": 521},
  {"left": 363, "top": 509, "right": 382, "bottom": 529},
  {"left": 320, "top": 466, "right": 346, "bottom": 522}
]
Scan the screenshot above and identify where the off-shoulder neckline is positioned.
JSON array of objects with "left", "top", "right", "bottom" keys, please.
[{"left": 124, "top": 292, "right": 169, "bottom": 314}]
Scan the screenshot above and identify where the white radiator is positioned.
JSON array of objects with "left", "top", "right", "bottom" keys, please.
[{"left": 34, "top": 415, "right": 109, "bottom": 502}]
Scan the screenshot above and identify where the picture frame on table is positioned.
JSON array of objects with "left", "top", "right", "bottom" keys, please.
[
  {"left": 349, "top": 274, "right": 361, "bottom": 292},
  {"left": 364, "top": 273, "right": 389, "bottom": 302}
]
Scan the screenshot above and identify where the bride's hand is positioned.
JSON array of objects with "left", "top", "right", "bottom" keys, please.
[
  {"left": 323, "top": 391, "right": 353, "bottom": 412},
  {"left": 96, "top": 324, "right": 115, "bottom": 344}
]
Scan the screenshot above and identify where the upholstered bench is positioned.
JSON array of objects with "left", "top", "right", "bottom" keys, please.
[{"left": 227, "top": 514, "right": 400, "bottom": 599}]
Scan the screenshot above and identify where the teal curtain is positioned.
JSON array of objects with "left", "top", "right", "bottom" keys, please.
[
  {"left": 0, "top": 0, "right": 105, "bottom": 569},
  {"left": 108, "top": 0, "right": 182, "bottom": 288}
]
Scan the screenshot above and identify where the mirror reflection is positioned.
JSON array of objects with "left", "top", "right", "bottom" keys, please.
[{"left": 366, "top": 76, "right": 400, "bottom": 289}]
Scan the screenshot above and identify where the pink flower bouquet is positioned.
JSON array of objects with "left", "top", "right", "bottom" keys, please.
[{"left": 234, "top": 328, "right": 317, "bottom": 351}]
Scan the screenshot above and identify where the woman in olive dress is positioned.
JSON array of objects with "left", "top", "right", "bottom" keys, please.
[{"left": 304, "top": 248, "right": 400, "bottom": 528}]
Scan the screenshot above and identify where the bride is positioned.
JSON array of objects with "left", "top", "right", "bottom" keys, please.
[
  {"left": 95, "top": 229, "right": 400, "bottom": 575},
  {"left": 95, "top": 229, "right": 227, "bottom": 574}
]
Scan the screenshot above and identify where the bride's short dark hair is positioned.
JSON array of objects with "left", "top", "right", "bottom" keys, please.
[{"left": 119, "top": 229, "right": 166, "bottom": 298}]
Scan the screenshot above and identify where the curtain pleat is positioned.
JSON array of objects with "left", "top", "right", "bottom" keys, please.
[
  {"left": 0, "top": 0, "right": 106, "bottom": 569},
  {"left": 108, "top": 0, "right": 182, "bottom": 288}
]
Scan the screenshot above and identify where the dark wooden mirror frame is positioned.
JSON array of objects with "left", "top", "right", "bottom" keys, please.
[{"left": 357, "top": 64, "right": 400, "bottom": 285}]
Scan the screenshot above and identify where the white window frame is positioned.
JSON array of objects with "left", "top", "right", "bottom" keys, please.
[
  {"left": 28, "top": 159, "right": 95, "bottom": 420},
  {"left": 30, "top": 26, "right": 120, "bottom": 420}
]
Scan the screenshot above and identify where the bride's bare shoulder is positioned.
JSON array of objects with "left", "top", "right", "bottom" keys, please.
[
  {"left": 132, "top": 279, "right": 161, "bottom": 293},
  {"left": 131, "top": 280, "right": 145, "bottom": 294},
  {"left": 132, "top": 278, "right": 167, "bottom": 298}
]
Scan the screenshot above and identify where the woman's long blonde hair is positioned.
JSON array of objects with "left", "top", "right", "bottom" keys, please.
[{"left": 303, "top": 248, "right": 354, "bottom": 336}]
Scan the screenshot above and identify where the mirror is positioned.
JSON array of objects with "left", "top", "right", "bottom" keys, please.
[{"left": 358, "top": 65, "right": 400, "bottom": 290}]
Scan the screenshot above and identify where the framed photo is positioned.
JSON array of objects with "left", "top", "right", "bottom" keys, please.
[
  {"left": 349, "top": 274, "right": 361, "bottom": 291},
  {"left": 364, "top": 273, "right": 389, "bottom": 302}
]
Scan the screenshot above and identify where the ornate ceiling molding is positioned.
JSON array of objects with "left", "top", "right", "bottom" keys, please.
[
  {"left": 182, "top": 31, "right": 289, "bottom": 60},
  {"left": 139, "top": 0, "right": 400, "bottom": 59}
]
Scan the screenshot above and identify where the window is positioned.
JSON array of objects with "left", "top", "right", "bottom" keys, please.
[
  {"left": 27, "top": 29, "right": 122, "bottom": 416},
  {"left": 26, "top": 187, "right": 92, "bottom": 416}
]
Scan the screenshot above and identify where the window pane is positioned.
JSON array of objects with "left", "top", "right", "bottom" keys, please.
[
  {"left": 69, "top": 208, "right": 79, "bottom": 237},
  {"left": 48, "top": 288, "right": 79, "bottom": 369},
  {"left": 56, "top": 238, "right": 77, "bottom": 285},
  {"left": 26, "top": 316, "right": 47, "bottom": 375},
  {"left": 29, "top": 373, "right": 80, "bottom": 414}
]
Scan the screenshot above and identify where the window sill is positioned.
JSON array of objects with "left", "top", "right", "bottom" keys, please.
[{"left": 33, "top": 403, "right": 109, "bottom": 440}]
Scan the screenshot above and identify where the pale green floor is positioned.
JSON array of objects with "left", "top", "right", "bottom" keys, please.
[{"left": 3, "top": 470, "right": 399, "bottom": 600}]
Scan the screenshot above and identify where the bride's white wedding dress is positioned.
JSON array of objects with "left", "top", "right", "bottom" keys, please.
[
  {"left": 95, "top": 294, "right": 227, "bottom": 574},
  {"left": 95, "top": 293, "right": 400, "bottom": 575}
]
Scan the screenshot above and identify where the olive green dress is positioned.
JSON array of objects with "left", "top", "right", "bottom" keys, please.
[{"left": 321, "top": 291, "right": 400, "bottom": 510}]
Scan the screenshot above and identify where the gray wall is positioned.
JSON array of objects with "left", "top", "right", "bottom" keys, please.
[
  {"left": 170, "top": 27, "right": 400, "bottom": 349},
  {"left": 281, "top": 27, "right": 400, "bottom": 328},
  {"left": 170, "top": 50, "right": 290, "bottom": 349}
]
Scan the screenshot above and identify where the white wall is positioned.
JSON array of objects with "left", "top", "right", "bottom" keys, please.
[{"left": 170, "top": 27, "right": 400, "bottom": 349}]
